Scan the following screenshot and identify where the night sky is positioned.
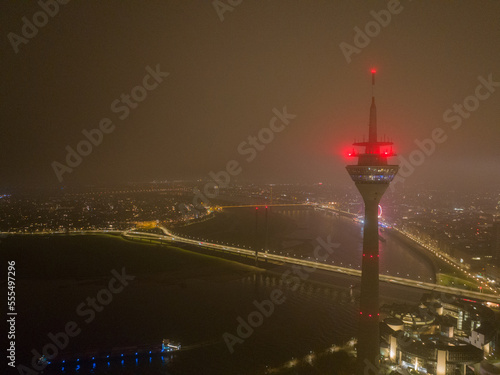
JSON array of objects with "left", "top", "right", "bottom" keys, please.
[{"left": 2, "top": 1, "right": 500, "bottom": 191}]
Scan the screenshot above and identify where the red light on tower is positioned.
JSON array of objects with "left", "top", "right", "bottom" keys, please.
[
  {"left": 346, "top": 148, "right": 358, "bottom": 158},
  {"left": 371, "top": 69, "right": 377, "bottom": 74}
]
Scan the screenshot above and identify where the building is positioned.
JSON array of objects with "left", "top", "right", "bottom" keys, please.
[
  {"left": 380, "top": 293, "right": 497, "bottom": 374},
  {"left": 345, "top": 70, "right": 399, "bottom": 374}
]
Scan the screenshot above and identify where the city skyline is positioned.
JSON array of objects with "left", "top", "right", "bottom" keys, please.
[{"left": 3, "top": 2, "right": 500, "bottom": 374}]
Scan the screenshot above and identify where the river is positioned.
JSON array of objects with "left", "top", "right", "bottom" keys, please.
[{"left": 3, "top": 206, "right": 435, "bottom": 374}]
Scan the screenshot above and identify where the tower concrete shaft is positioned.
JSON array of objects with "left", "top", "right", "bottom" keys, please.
[{"left": 356, "top": 183, "right": 388, "bottom": 374}]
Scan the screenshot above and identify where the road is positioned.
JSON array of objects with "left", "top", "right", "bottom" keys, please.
[
  {"left": 3, "top": 224, "right": 499, "bottom": 302},
  {"left": 126, "top": 226, "right": 500, "bottom": 302}
]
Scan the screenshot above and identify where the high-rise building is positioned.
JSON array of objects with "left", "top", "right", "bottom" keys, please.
[{"left": 346, "top": 70, "right": 399, "bottom": 374}]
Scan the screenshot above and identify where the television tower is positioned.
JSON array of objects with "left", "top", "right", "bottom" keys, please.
[{"left": 346, "top": 69, "right": 399, "bottom": 374}]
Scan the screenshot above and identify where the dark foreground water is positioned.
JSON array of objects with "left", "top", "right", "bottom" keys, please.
[
  {"left": 3, "top": 235, "right": 363, "bottom": 375},
  {"left": 1, "top": 208, "right": 433, "bottom": 375}
]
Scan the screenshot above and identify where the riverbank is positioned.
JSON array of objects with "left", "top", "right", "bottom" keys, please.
[{"left": 385, "top": 228, "right": 439, "bottom": 279}]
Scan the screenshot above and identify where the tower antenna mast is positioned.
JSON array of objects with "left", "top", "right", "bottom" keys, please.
[{"left": 371, "top": 68, "right": 376, "bottom": 97}]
